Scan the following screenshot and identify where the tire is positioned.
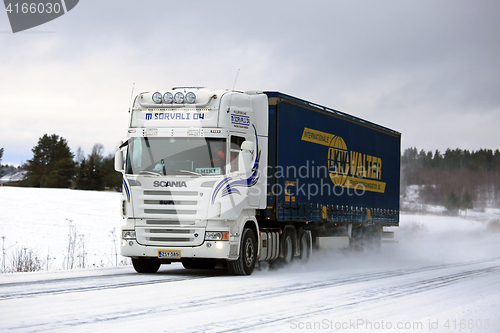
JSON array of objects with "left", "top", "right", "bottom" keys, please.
[
  {"left": 228, "top": 228, "right": 257, "bottom": 275},
  {"left": 364, "top": 226, "right": 382, "bottom": 251},
  {"left": 282, "top": 231, "right": 294, "bottom": 264},
  {"left": 132, "top": 258, "right": 161, "bottom": 273},
  {"left": 270, "top": 228, "right": 295, "bottom": 269},
  {"left": 181, "top": 259, "right": 217, "bottom": 270},
  {"left": 298, "top": 230, "right": 312, "bottom": 262},
  {"left": 350, "top": 227, "right": 364, "bottom": 252}
]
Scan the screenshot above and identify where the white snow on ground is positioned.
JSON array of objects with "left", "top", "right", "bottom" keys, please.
[
  {"left": 1, "top": 187, "right": 500, "bottom": 332},
  {"left": 0, "top": 187, "right": 124, "bottom": 270}
]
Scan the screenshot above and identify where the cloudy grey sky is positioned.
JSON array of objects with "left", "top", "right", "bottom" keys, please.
[{"left": 1, "top": 0, "right": 499, "bottom": 165}]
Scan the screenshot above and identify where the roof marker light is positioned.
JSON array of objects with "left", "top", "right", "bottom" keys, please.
[
  {"left": 152, "top": 92, "right": 162, "bottom": 104},
  {"left": 185, "top": 92, "right": 196, "bottom": 104},
  {"left": 163, "top": 92, "right": 173, "bottom": 104},
  {"left": 174, "top": 92, "right": 184, "bottom": 104}
]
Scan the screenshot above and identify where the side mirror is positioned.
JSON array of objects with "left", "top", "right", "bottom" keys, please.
[
  {"left": 241, "top": 141, "right": 254, "bottom": 152},
  {"left": 114, "top": 150, "right": 124, "bottom": 172},
  {"left": 238, "top": 141, "right": 254, "bottom": 175}
]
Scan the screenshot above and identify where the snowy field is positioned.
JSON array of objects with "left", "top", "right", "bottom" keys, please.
[
  {"left": 0, "top": 187, "right": 124, "bottom": 271},
  {"left": 1, "top": 187, "right": 500, "bottom": 332}
]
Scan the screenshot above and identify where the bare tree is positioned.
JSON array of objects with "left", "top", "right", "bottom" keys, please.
[
  {"left": 65, "top": 219, "right": 77, "bottom": 269},
  {"left": 91, "top": 143, "right": 105, "bottom": 164},
  {"left": 75, "top": 146, "right": 85, "bottom": 165}
]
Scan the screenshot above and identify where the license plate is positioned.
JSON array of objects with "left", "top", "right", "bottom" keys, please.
[{"left": 158, "top": 250, "right": 181, "bottom": 259}]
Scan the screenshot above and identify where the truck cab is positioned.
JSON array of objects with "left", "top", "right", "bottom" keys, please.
[{"left": 116, "top": 88, "right": 269, "bottom": 274}]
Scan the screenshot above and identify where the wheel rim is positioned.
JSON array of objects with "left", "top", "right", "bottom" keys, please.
[
  {"left": 284, "top": 236, "right": 293, "bottom": 262},
  {"left": 244, "top": 238, "right": 255, "bottom": 267}
]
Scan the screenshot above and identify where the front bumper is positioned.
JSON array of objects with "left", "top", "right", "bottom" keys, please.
[{"left": 121, "top": 239, "right": 237, "bottom": 260}]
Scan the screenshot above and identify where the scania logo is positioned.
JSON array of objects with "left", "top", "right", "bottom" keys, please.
[{"left": 153, "top": 181, "right": 187, "bottom": 188}]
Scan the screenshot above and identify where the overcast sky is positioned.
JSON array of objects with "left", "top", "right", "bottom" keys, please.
[{"left": 1, "top": 0, "right": 499, "bottom": 165}]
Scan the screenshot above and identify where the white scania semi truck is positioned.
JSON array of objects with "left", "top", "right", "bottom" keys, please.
[{"left": 115, "top": 87, "right": 400, "bottom": 275}]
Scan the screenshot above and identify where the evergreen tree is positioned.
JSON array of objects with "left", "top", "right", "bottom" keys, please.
[
  {"left": 102, "top": 154, "right": 123, "bottom": 191},
  {"left": 0, "top": 148, "right": 3, "bottom": 177},
  {"left": 21, "top": 134, "right": 75, "bottom": 188},
  {"left": 75, "top": 158, "right": 92, "bottom": 190},
  {"left": 75, "top": 144, "right": 105, "bottom": 190},
  {"left": 445, "top": 192, "right": 460, "bottom": 214},
  {"left": 461, "top": 191, "right": 473, "bottom": 216},
  {"left": 74, "top": 144, "right": 122, "bottom": 191},
  {"left": 432, "top": 150, "right": 443, "bottom": 168}
]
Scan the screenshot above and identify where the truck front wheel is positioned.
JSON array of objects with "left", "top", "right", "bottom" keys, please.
[
  {"left": 228, "top": 228, "right": 257, "bottom": 275},
  {"left": 132, "top": 258, "right": 161, "bottom": 273}
]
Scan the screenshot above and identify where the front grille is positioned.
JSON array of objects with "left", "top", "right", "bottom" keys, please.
[
  {"left": 145, "top": 220, "right": 196, "bottom": 226},
  {"left": 149, "top": 229, "right": 192, "bottom": 234},
  {"left": 144, "top": 209, "right": 197, "bottom": 215},
  {"left": 136, "top": 226, "right": 205, "bottom": 246},
  {"left": 149, "top": 237, "right": 192, "bottom": 242},
  {"left": 139, "top": 190, "right": 199, "bottom": 217},
  {"left": 133, "top": 187, "right": 206, "bottom": 246},
  {"left": 144, "top": 200, "right": 197, "bottom": 205},
  {"left": 144, "top": 190, "right": 198, "bottom": 196},
  {"left": 146, "top": 220, "right": 181, "bottom": 225}
]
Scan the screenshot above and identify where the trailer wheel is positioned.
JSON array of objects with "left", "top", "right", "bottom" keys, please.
[
  {"left": 364, "top": 226, "right": 382, "bottom": 251},
  {"left": 228, "top": 228, "right": 257, "bottom": 275},
  {"left": 132, "top": 258, "right": 161, "bottom": 273},
  {"left": 181, "top": 259, "right": 217, "bottom": 270},
  {"left": 282, "top": 229, "right": 295, "bottom": 264},
  {"left": 269, "top": 228, "right": 296, "bottom": 269},
  {"left": 350, "top": 227, "right": 364, "bottom": 252},
  {"left": 298, "top": 231, "right": 312, "bottom": 262}
]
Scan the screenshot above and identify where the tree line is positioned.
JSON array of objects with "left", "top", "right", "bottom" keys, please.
[
  {"left": 4, "top": 134, "right": 122, "bottom": 191},
  {"left": 401, "top": 147, "right": 500, "bottom": 210},
  {"left": 0, "top": 148, "right": 22, "bottom": 178}
]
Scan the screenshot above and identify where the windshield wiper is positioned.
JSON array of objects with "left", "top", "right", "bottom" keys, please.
[
  {"left": 138, "top": 170, "right": 162, "bottom": 177},
  {"left": 175, "top": 169, "right": 202, "bottom": 176}
]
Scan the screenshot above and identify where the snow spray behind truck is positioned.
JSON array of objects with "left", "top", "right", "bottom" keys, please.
[{"left": 115, "top": 88, "right": 401, "bottom": 275}]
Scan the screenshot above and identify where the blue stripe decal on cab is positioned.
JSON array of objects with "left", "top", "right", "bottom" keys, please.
[{"left": 123, "top": 177, "right": 131, "bottom": 202}]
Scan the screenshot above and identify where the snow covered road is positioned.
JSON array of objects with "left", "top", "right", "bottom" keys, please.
[{"left": 1, "top": 252, "right": 499, "bottom": 332}]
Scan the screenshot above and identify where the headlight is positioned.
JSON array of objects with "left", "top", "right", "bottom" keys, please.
[
  {"left": 122, "top": 230, "right": 136, "bottom": 239},
  {"left": 152, "top": 92, "right": 162, "bottom": 104},
  {"left": 174, "top": 92, "right": 184, "bottom": 104},
  {"left": 185, "top": 92, "right": 196, "bottom": 104},
  {"left": 205, "top": 231, "right": 229, "bottom": 241},
  {"left": 163, "top": 92, "right": 173, "bottom": 104}
]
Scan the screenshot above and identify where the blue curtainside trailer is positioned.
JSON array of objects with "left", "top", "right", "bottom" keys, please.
[{"left": 259, "top": 92, "right": 400, "bottom": 241}]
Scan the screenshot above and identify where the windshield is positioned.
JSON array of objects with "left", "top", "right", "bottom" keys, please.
[{"left": 126, "top": 137, "right": 227, "bottom": 176}]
